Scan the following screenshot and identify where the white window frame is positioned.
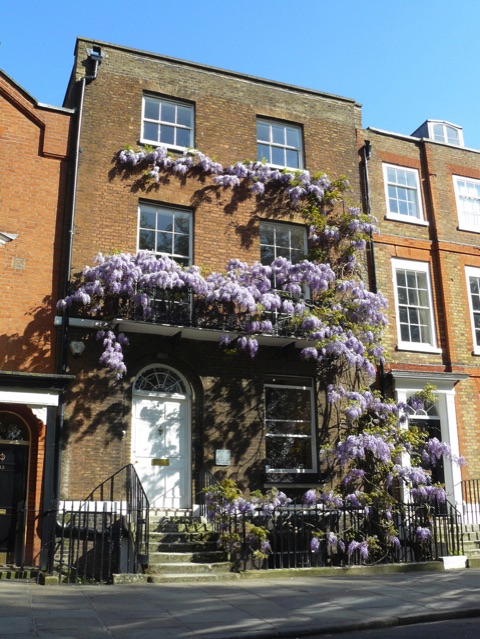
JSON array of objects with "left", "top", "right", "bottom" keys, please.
[
  {"left": 453, "top": 175, "right": 480, "bottom": 233},
  {"left": 465, "top": 266, "right": 480, "bottom": 355},
  {"left": 257, "top": 119, "right": 304, "bottom": 170},
  {"left": 264, "top": 380, "right": 316, "bottom": 474},
  {"left": 382, "top": 164, "right": 426, "bottom": 224},
  {"left": 259, "top": 221, "right": 307, "bottom": 265},
  {"left": 428, "top": 122, "right": 463, "bottom": 147},
  {"left": 138, "top": 203, "right": 193, "bottom": 266},
  {"left": 391, "top": 258, "right": 441, "bottom": 353},
  {"left": 141, "top": 95, "right": 194, "bottom": 151}
]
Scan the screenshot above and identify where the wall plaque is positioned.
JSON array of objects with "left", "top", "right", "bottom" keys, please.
[{"left": 215, "top": 449, "right": 231, "bottom": 466}]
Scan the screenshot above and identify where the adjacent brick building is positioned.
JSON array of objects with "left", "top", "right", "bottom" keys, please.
[
  {"left": 59, "top": 38, "right": 363, "bottom": 510},
  {"left": 361, "top": 120, "right": 480, "bottom": 512},
  {"left": 0, "top": 71, "right": 73, "bottom": 564}
]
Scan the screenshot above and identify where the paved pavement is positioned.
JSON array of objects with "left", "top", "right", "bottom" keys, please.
[{"left": 2, "top": 568, "right": 480, "bottom": 638}]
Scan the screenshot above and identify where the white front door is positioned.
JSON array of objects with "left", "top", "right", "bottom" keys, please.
[{"left": 132, "top": 395, "right": 191, "bottom": 509}]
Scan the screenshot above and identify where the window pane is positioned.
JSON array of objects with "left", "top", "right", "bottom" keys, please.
[
  {"left": 396, "top": 271, "right": 406, "bottom": 287},
  {"left": 286, "top": 149, "right": 300, "bottom": 168},
  {"left": 260, "top": 225, "right": 274, "bottom": 245},
  {"left": 286, "top": 127, "right": 300, "bottom": 148},
  {"left": 144, "top": 98, "right": 160, "bottom": 120},
  {"left": 175, "top": 213, "right": 191, "bottom": 234},
  {"left": 266, "top": 421, "right": 311, "bottom": 436},
  {"left": 139, "top": 229, "right": 155, "bottom": 251},
  {"left": 265, "top": 387, "right": 311, "bottom": 421},
  {"left": 160, "top": 125, "right": 175, "bottom": 145},
  {"left": 290, "top": 226, "right": 305, "bottom": 250},
  {"left": 258, "top": 143, "right": 270, "bottom": 163},
  {"left": 157, "top": 211, "right": 174, "bottom": 232},
  {"left": 275, "top": 227, "right": 290, "bottom": 247},
  {"left": 139, "top": 209, "right": 156, "bottom": 229},
  {"left": 261, "top": 245, "right": 274, "bottom": 265},
  {"left": 176, "top": 127, "right": 191, "bottom": 148},
  {"left": 257, "top": 121, "right": 270, "bottom": 142},
  {"left": 161, "top": 102, "right": 176, "bottom": 123},
  {"left": 174, "top": 234, "right": 189, "bottom": 257},
  {"left": 177, "top": 105, "right": 192, "bottom": 127},
  {"left": 272, "top": 124, "right": 285, "bottom": 145},
  {"left": 143, "top": 122, "right": 159, "bottom": 142},
  {"left": 156, "top": 232, "right": 173, "bottom": 254},
  {"left": 272, "top": 146, "right": 285, "bottom": 166},
  {"left": 266, "top": 437, "right": 311, "bottom": 470}
]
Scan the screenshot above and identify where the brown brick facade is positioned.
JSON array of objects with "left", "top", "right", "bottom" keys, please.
[{"left": 60, "top": 38, "right": 362, "bottom": 502}]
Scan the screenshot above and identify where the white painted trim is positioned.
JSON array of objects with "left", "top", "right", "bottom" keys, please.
[
  {"left": 0, "top": 389, "right": 60, "bottom": 407},
  {"left": 383, "top": 164, "right": 425, "bottom": 223},
  {"left": 391, "top": 258, "right": 439, "bottom": 352},
  {"left": 393, "top": 375, "right": 463, "bottom": 511},
  {"left": 453, "top": 175, "right": 480, "bottom": 233},
  {"left": 465, "top": 266, "right": 480, "bottom": 355}
]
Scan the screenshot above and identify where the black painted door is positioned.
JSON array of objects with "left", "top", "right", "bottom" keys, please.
[{"left": 0, "top": 445, "right": 28, "bottom": 561}]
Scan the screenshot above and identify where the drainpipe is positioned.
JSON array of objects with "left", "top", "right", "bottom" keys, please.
[
  {"left": 361, "top": 140, "right": 386, "bottom": 396},
  {"left": 56, "top": 46, "right": 106, "bottom": 501}
]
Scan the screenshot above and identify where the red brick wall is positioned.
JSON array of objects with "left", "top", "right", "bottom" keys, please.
[
  {"left": 363, "top": 128, "right": 480, "bottom": 479},
  {"left": 0, "top": 73, "right": 72, "bottom": 372}
]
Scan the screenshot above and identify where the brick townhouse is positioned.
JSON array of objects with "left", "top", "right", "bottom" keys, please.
[
  {"left": 0, "top": 71, "right": 73, "bottom": 565},
  {"left": 58, "top": 38, "right": 363, "bottom": 512},
  {"left": 361, "top": 119, "right": 480, "bottom": 513}
]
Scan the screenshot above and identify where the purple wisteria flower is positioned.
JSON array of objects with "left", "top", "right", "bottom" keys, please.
[
  {"left": 415, "top": 526, "right": 432, "bottom": 542},
  {"left": 310, "top": 537, "right": 321, "bottom": 553}
]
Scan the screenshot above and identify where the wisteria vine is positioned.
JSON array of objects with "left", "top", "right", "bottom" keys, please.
[{"left": 59, "top": 145, "right": 466, "bottom": 563}]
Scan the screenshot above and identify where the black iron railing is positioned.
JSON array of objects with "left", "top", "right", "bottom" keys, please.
[
  {"left": 42, "top": 464, "right": 149, "bottom": 583},
  {"left": 215, "top": 499, "right": 463, "bottom": 572},
  {"left": 461, "top": 479, "right": 480, "bottom": 525}
]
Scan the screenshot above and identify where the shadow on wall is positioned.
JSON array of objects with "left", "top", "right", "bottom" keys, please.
[
  {"left": 0, "top": 296, "right": 58, "bottom": 372},
  {"left": 202, "top": 375, "right": 266, "bottom": 490}
]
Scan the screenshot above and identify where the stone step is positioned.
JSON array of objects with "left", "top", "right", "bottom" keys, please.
[
  {"left": 149, "top": 521, "right": 213, "bottom": 533},
  {"left": 150, "top": 541, "right": 218, "bottom": 553},
  {"left": 149, "top": 551, "right": 228, "bottom": 564},
  {"left": 146, "top": 561, "right": 232, "bottom": 575},
  {"left": 149, "top": 531, "right": 217, "bottom": 544},
  {"left": 147, "top": 572, "right": 240, "bottom": 584}
]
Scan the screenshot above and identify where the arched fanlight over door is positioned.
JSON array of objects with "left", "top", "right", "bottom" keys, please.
[{"left": 134, "top": 366, "right": 188, "bottom": 395}]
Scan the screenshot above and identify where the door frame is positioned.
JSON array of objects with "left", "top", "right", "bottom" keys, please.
[
  {"left": 131, "top": 364, "right": 192, "bottom": 509},
  {"left": 0, "top": 411, "right": 31, "bottom": 565}
]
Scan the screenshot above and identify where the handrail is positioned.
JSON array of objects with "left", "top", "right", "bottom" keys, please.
[{"left": 41, "top": 464, "right": 149, "bottom": 583}]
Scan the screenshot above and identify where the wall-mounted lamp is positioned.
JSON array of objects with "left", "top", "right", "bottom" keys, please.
[{"left": 69, "top": 341, "right": 86, "bottom": 357}]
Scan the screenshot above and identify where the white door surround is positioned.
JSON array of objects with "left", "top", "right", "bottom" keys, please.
[{"left": 131, "top": 365, "right": 192, "bottom": 509}]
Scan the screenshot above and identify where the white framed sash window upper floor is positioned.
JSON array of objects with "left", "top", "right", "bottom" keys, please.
[
  {"left": 453, "top": 175, "right": 480, "bottom": 233},
  {"left": 382, "top": 164, "right": 426, "bottom": 224},
  {"left": 257, "top": 118, "right": 304, "bottom": 170},
  {"left": 391, "top": 258, "right": 441, "bottom": 354},
  {"left": 465, "top": 266, "right": 480, "bottom": 355},
  {"left": 138, "top": 203, "right": 193, "bottom": 266},
  {"left": 141, "top": 95, "right": 194, "bottom": 151}
]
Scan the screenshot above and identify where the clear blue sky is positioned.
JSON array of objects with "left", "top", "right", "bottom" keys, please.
[{"left": 2, "top": 0, "right": 480, "bottom": 150}]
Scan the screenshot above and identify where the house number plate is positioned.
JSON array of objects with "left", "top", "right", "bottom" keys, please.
[{"left": 151, "top": 459, "right": 169, "bottom": 466}]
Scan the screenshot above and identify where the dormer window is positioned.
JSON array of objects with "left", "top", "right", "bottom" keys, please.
[
  {"left": 430, "top": 122, "right": 462, "bottom": 146},
  {"left": 411, "top": 120, "right": 464, "bottom": 147}
]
